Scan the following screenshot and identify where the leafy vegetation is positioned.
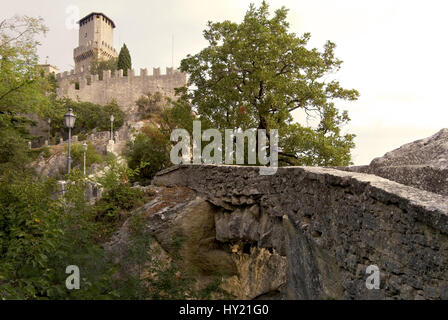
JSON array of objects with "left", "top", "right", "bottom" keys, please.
[
  {"left": 69, "top": 142, "right": 103, "bottom": 169},
  {"left": 125, "top": 126, "right": 171, "bottom": 184},
  {"left": 0, "top": 16, "right": 53, "bottom": 176},
  {"left": 126, "top": 94, "right": 196, "bottom": 184},
  {"left": 117, "top": 43, "right": 132, "bottom": 76},
  {"left": 47, "top": 98, "right": 125, "bottom": 139},
  {"left": 89, "top": 57, "right": 118, "bottom": 80},
  {"left": 136, "top": 91, "right": 166, "bottom": 118},
  {"left": 180, "top": 1, "right": 359, "bottom": 166}
]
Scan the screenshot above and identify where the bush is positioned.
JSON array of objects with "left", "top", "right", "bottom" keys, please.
[
  {"left": 41, "top": 146, "right": 51, "bottom": 159},
  {"left": 136, "top": 92, "right": 166, "bottom": 118},
  {"left": 93, "top": 184, "right": 146, "bottom": 223},
  {"left": 78, "top": 133, "right": 87, "bottom": 141},
  {"left": 69, "top": 142, "right": 103, "bottom": 170},
  {"left": 0, "top": 177, "right": 64, "bottom": 299},
  {"left": 48, "top": 98, "right": 125, "bottom": 138},
  {"left": 125, "top": 126, "right": 171, "bottom": 184},
  {"left": 0, "top": 167, "right": 142, "bottom": 300}
]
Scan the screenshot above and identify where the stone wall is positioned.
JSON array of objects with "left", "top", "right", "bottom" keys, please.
[
  {"left": 153, "top": 164, "right": 448, "bottom": 299},
  {"left": 56, "top": 67, "right": 186, "bottom": 111}
]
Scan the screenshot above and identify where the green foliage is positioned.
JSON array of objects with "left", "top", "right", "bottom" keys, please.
[
  {"left": 69, "top": 142, "right": 103, "bottom": 170},
  {"left": 180, "top": 1, "right": 359, "bottom": 166},
  {"left": 0, "top": 120, "right": 33, "bottom": 175},
  {"left": 125, "top": 126, "right": 171, "bottom": 184},
  {"left": 0, "top": 15, "right": 53, "bottom": 176},
  {"left": 77, "top": 132, "right": 87, "bottom": 141},
  {"left": 0, "top": 176, "right": 63, "bottom": 299},
  {"left": 0, "top": 163, "right": 143, "bottom": 299},
  {"left": 197, "top": 276, "right": 228, "bottom": 299},
  {"left": 136, "top": 91, "right": 165, "bottom": 118},
  {"left": 126, "top": 93, "right": 197, "bottom": 184},
  {"left": 39, "top": 146, "right": 51, "bottom": 159},
  {"left": 48, "top": 98, "right": 125, "bottom": 137},
  {"left": 89, "top": 57, "right": 118, "bottom": 80},
  {"left": 93, "top": 185, "right": 146, "bottom": 224},
  {"left": 0, "top": 15, "right": 51, "bottom": 111},
  {"left": 117, "top": 43, "right": 132, "bottom": 76},
  {"left": 92, "top": 159, "right": 148, "bottom": 224}
]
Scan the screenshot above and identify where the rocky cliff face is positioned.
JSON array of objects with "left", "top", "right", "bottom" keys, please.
[{"left": 343, "top": 128, "right": 448, "bottom": 196}]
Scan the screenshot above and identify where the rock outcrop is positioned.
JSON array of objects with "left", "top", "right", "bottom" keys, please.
[
  {"left": 343, "top": 128, "right": 448, "bottom": 196},
  {"left": 107, "top": 185, "right": 286, "bottom": 299},
  {"left": 150, "top": 164, "right": 448, "bottom": 300}
]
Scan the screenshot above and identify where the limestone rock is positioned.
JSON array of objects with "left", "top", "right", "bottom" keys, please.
[
  {"left": 106, "top": 185, "right": 291, "bottom": 299},
  {"left": 371, "top": 128, "right": 448, "bottom": 169},
  {"left": 345, "top": 129, "right": 448, "bottom": 196},
  {"left": 221, "top": 247, "right": 286, "bottom": 300},
  {"left": 34, "top": 150, "right": 67, "bottom": 178}
]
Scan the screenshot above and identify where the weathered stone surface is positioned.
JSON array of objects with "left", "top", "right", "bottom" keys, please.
[
  {"left": 34, "top": 150, "right": 67, "bottom": 178},
  {"left": 221, "top": 247, "right": 286, "bottom": 300},
  {"left": 343, "top": 128, "right": 448, "bottom": 196},
  {"left": 154, "top": 164, "right": 448, "bottom": 300},
  {"left": 107, "top": 185, "right": 287, "bottom": 299}
]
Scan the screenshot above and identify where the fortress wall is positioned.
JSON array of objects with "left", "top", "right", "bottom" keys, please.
[
  {"left": 56, "top": 67, "right": 187, "bottom": 110},
  {"left": 153, "top": 164, "right": 448, "bottom": 300}
]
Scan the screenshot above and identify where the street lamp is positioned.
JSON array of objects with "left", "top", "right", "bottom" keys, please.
[
  {"left": 82, "top": 142, "right": 88, "bottom": 176},
  {"left": 110, "top": 114, "right": 114, "bottom": 141},
  {"left": 47, "top": 118, "right": 51, "bottom": 144},
  {"left": 64, "top": 108, "right": 76, "bottom": 174}
]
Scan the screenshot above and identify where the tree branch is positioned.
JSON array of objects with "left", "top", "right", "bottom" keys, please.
[{"left": 0, "top": 79, "right": 32, "bottom": 102}]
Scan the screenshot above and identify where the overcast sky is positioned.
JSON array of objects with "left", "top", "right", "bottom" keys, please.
[{"left": 3, "top": 0, "right": 447, "bottom": 165}]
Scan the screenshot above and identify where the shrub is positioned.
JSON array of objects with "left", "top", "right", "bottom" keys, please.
[
  {"left": 67, "top": 142, "right": 103, "bottom": 171},
  {"left": 41, "top": 146, "right": 51, "bottom": 159},
  {"left": 0, "top": 177, "right": 64, "bottom": 299},
  {"left": 92, "top": 184, "right": 146, "bottom": 223},
  {"left": 48, "top": 98, "right": 125, "bottom": 138},
  {"left": 136, "top": 92, "right": 166, "bottom": 118},
  {"left": 125, "top": 126, "right": 171, "bottom": 184}
]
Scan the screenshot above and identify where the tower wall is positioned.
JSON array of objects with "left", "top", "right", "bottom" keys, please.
[
  {"left": 74, "top": 13, "right": 118, "bottom": 74},
  {"left": 56, "top": 67, "right": 187, "bottom": 112}
]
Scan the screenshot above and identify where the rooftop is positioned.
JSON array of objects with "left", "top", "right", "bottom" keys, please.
[{"left": 78, "top": 12, "right": 116, "bottom": 28}]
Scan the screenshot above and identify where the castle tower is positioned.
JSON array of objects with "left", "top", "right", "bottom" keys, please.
[{"left": 74, "top": 12, "right": 118, "bottom": 73}]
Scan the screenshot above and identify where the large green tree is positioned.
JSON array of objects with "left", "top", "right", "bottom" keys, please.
[
  {"left": 0, "top": 15, "right": 52, "bottom": 173},
  {"left": 180, "top": 1, "right": 359, "bottom": 166},
  {"left": 117, "top": 43, "right": 132, "bottom": 76}
]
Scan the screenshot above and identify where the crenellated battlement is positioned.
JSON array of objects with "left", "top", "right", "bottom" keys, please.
[
  {"left": 56, "top": 66, "right": 180, "bottom": 82},
  {"left": 56, "top": 67, "right": 187, "bottom": 111}
]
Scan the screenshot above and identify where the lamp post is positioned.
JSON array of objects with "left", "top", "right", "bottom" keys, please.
[
  {"left": 64, "top": 108, "right": 76, "bottom": 174},
  {"left": 82, "top": 142, "right": 88, "bottom": 176},
  {"left": 110, "top": 114, "right": 114, "bottom": 141},
  {"left": 47, "top": 118, "right": 51, "bottom": 144}
]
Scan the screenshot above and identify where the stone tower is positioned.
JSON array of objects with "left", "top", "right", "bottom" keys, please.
[{"left": 74, "top": 12, "right": 118, "bottom": 73}]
